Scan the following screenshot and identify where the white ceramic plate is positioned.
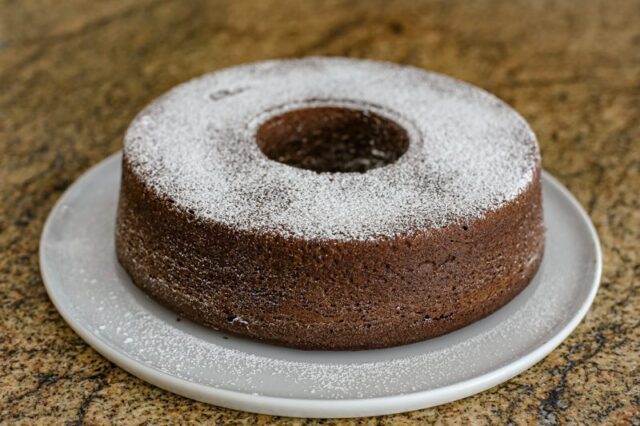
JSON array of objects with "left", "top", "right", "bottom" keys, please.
[{"left": 40, "top": 152, "right": 601, "bottom": 418}]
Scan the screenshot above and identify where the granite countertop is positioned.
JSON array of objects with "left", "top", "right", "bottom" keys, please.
[{"left": 1, "top": 0, "right": 638, "bottom": 424}]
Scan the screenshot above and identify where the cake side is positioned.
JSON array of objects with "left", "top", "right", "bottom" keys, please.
[{"left": 116, "top": 156, "right": 544, "bottom": 350}]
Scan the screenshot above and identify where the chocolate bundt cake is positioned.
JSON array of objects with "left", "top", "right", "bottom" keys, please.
[{"left": 116, "top": 57, "right": 544, "bottom": 350}]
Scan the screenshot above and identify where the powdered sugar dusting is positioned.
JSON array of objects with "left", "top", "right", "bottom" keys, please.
[{"left": 125, "top": 57, "right": 539, "bottom": 240}]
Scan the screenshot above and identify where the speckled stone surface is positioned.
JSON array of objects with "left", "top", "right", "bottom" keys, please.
[{"left": 1, "top": 0, "right": 638, "bottom": 424}]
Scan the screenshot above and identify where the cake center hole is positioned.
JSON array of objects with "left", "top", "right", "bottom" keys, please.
[{"left": 256, "top": 107, "right": 410, "bottom": 173}]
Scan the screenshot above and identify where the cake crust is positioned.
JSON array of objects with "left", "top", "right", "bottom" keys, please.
[{"left": 116, "top": 58, "right": 545, "bottom": 350}]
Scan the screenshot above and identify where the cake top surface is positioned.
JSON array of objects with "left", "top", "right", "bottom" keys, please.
[{"left": 124, "top": 57, "right": 540, "bottom": 240}]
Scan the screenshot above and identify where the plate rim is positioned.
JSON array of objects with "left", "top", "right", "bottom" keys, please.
[{"left": 39, "top": 152, "right": 602, "bottom": 418}]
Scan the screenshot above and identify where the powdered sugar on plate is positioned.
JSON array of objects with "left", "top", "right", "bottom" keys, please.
[
  {"left": 40, "top": 153, "right": 601, "bottom": 415},
  {"left": 124, "top": 57, "right": 540, "bottom": 240}
]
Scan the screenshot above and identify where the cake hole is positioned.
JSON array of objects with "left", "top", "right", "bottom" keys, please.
[{"left": 256, "top": 107, "right": 410, "bottom": 173}]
